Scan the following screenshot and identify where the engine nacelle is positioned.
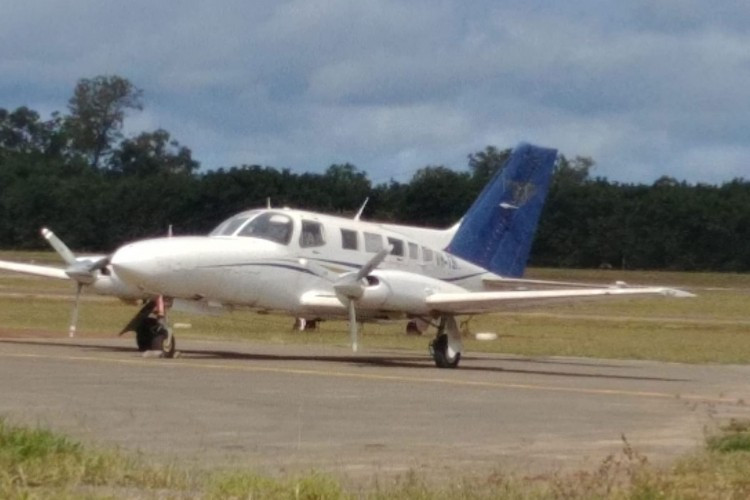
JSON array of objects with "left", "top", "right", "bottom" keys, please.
[
  {"left": 91, "top": 270, "right": 149, "bottom": 301},
  {"left": 355, "top": 269, "right": 467, "bottom": 315}
]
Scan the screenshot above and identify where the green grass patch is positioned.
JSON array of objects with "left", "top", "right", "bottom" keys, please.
[
  {"left": 707, "top": 419, "right": 750, "bottom": 454},
  {"left": 3, "top": 259, "right": 750, "bottom": 364},
  {"left": 4, "top": 419, "right": 750, "bottom": 498},
  {"left": 527, "top": 267, "right": 750, "bottom": 289},
  {"left": 0, "top": 418, "right": 190, "bottom": 498},
  {"left": 0, "top": 250, "right": 63, "bottom": 265}
]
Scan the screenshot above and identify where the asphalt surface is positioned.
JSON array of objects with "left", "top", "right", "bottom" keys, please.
[{"left": 2, "top": 336, "right": 750, "bottom": 480}]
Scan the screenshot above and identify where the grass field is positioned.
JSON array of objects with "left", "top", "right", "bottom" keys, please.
[
  {"left": 1, "top": 251, "right": 749, "bottom": 364},
  {"left": 2, "top": 417, "right": 750, "bottom": 499},
  {"left": 3, "top": 253, "right": 750, "bottom": 497}
]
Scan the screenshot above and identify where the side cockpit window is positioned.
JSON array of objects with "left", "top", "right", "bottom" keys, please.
[
  {"left": 238, "top": 212, "right": 293, "bottom": 245},
  {"left": 300, "top": 220, "right": 325, "bottom": 248}
]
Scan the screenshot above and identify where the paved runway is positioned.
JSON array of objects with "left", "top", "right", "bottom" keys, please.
[{"left": 2, "top": 336, "right": 749, "bottom": 479}]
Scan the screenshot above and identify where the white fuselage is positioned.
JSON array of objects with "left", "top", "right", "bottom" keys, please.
[{"left": 109, "top": 208, "right": 496, "bottom": 319}]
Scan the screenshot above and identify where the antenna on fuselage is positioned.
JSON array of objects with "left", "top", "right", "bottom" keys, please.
[
  {"left": 353, "top": 197, "right": 369, "bottom": 221},
  {"left": 266, "top": 197, "right": 271, "bottom": 209}
]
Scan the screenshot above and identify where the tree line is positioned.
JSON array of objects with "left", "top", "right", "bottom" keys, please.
[{"left": 1, "top": 75, "right": 748, "bottom": 272}]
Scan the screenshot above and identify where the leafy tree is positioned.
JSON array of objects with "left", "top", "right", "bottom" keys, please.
[
  {"left": 653, "top": 175, "right": 680, "bottom": 188},
  {"left": 468, "top": 146, "right": 511, "bottom": 189},
  {"left": 0, "top": 107, "right": 47, "bottom": 153},
  {"left": 3, "top": 80, "right": 750, "bottom": 272},
  {"left": 553, "top": 155, "right": 594, "bottom": 188},
  {"left": 109, "top": 129, "right": 199, "bottom": 176},
  {"left": 66, "top": 75, "right": 143, "bottom": 169},
  {"left": 0, "top": 107, "right": 72, "bottom": 159},
  {"left": 399, "top": 166, "right": 473, "bottom": 227},
  {"left": 320, "top": 163, "right": 371, "bottom": 214}
]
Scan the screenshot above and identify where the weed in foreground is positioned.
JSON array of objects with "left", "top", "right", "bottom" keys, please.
[
  {"left": 5, "top": 418, "right": 750, "bottom": 498},
  {"left": 706, "top": 418, "right": 750, "bottom": 454}
]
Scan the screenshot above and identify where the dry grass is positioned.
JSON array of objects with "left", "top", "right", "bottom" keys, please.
[{"left": 3, "top": 418, "right": 750, "bottom": 499}]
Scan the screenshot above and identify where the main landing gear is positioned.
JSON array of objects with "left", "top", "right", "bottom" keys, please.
[
  {"left": 120, "top": 297, "right": 176, "bottom": 358},
  {"left": 405, "top": 318, "right": 429, "bottom": 336},
  {"left": 429, "top": 315, "right": 462, "bottom": 369}
]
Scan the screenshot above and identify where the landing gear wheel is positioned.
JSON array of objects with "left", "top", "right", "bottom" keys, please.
[
  {"left": 406, "top": 320, "right": 422, "bottom": 336},
  {"left": 135, "top": 317, "right": 176, "bottom": 358},
  {"left": 429, "top": 333, "right": 460, "bottom": 368}
]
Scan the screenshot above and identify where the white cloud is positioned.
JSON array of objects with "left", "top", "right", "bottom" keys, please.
[{"left": 1, "top": 1, "right": 749, "bottom": 184}]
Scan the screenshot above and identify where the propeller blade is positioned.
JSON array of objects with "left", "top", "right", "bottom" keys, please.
[
  {"left": 298, "top": 258, "right": 337, "bottom": 282},
  {"left": 39, "top": 228, "right": 111, "bottom": 336},
  {"left": 87, "top": 256, "right": 111, "bottom": 272},
  {"left": 355, "top": 246, "right": 392, "bottom": 281},
  {"left": 69, "top": 283, "right": 83, "bottom": 338},
  {"left": 41, "top": 228, "right": 76, "bottom": 265},
  {"left": 347, "top": 299, "right": 358, "bottom": 352}
]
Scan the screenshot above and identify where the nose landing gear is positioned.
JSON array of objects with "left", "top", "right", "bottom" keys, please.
[{"left": 121, "top": 296, "right": 177, "bottom": 358}]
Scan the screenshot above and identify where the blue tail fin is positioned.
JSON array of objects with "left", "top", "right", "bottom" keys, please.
[{"left": 446, "top": 143, "right": 557, "bottom": 277}]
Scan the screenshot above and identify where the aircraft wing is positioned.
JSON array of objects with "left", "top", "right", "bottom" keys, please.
[
  {"left": 483, "top": 276, "right": 624, "bottom": 289},
  {"left": 425, "top": 287, "right": 694, "bottom": 315},
  {"left": 299, "top": 292, "right": 345, "bottom": 312},
  {"left": 0, "top": 260, "right": 69, "bottom": 280}
]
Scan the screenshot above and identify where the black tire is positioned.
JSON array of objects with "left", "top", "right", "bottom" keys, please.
[
  {"left": 430, "top": 334, "right": 460, "bottom": 369},
  {"left": 152, "top": 330, "right": 177, "bottom": 358},
  {"left": 135, "top": 318, "right": 176, "bottom": 358},
  {"left": 135, "top": 317, "right": 160, "bottom": 351}
]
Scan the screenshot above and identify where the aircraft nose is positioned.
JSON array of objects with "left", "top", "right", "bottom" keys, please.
[{"left": 110, "top": 241, "right": 161, "bottom": 284}]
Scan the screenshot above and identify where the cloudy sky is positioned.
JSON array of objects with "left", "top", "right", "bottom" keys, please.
[{"left": 2, "top": 1, "right": 748, "bottom": 184}]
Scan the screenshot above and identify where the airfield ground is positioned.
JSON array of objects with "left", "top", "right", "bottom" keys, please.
[
  {"left": 2, "top": 336, "right": 750, "bottom": 481},
  {"left": 1, "top": 257, "right": 750, "bottom": 495}
]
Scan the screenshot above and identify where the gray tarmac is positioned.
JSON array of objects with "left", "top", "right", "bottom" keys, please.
[{"left": 1, "top": 336, "right": 750, "bottom": 480}]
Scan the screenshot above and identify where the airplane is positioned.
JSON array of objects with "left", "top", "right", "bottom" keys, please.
[{"left": 0, "top": 143, "right": 693, "bottom": 368}]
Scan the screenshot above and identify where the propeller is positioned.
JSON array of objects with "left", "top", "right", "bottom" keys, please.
[
  {"left": 41, "top": 228, "right": 110, "bottom": 337},
  {"left": 302, "top": 246, "right": 391, "bottom": 352}
]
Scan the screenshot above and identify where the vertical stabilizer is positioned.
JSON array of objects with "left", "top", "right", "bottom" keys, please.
[{"left": 447, "top": 143, "right": 557, "bottom": 277}]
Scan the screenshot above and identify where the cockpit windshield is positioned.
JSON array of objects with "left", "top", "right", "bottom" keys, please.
[
  {"left": 237, "top": 212, "right": 293, "bottom": 245},
  {"left": 209, "top": 210, "right": 262, "bottom": 236}
]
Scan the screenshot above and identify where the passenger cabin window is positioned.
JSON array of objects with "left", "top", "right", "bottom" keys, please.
[
  {"left": 422, "top": 247, "right": 433, "bottom": 262},
  {"left": 408, "top": 242, "right": 419, "bottom": 260},
  {"left": 341, "top": 229, "right": 358, "bottom": 250},
  {"left": 237, "top": 212, "right": 293, "bottom": 245},
  {"left": 300, "top": 220, "right": 325, "bottom": 248},
  {"left": 387, "top": 237, "right": 404, "bottom": 257},
  {"left": 436, "top": 253, "right": 446, "bottom": 267},
  {"left": 364, "top": 232, "right": 383, "bottom": 253}
]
